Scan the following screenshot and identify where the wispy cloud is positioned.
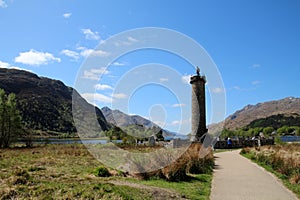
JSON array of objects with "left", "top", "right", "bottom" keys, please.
[
  {"left": 111, "top": 93, "right": 127, "bottom": 99},
  {"left": 15, "top": 49, "right": 61, "bottom": 66},
  {"left": 171, "top": 118, "right": 191, "bottom": 126},
  {"left": 0, "top": 0, "right": 7, "bottom": 8},
  {"left": 171, "top": 120, "right": 181, "bottom": 126},
  {"left": 211, "top": 87, "right": 224, "bottom": 94},
  {"left": 172, "top": 103, "right": 185, "bottom": 107},
  {"left": 114, "top": 36, "right": 139, "bottom": 46},
  {"left": 127, "top": 36, "right": 138, "bottom": 43},
  {"left": 251, "top": 80, "right": 261, "bottom": 85},
  {"left": 159, "top": 78, "right": 168, "bottom": 82},
  {"left": 94, "top": 84, "right": 113, "bottom": 90},
  {"left": 82, "top": 68, "right": 109, "bottom": 80},
  {"left": 81, "top": 28, "right": 100, "bottom": 40},
  {"left": 81, "top": 92, "right": 128, "bottom": 105},
  {"left": 153, "top": 120, "right": 166, "bottom": 127},
  {"left": 111, "top": 62, "right": 126, "bottom": 66},
  {"left": 63, "top": 12, "right": 72, "bottom": 18},
  {"left": 60, "top": 49, "right": 79, "bottom": 60},
  {"left": 232, "top": 85, "right": 256, "bottom": 92},
  {"left": 81, "top": 93, "right": 112, "bottom": 104},
  {"left": 233, "top": 86, "right": 240, "bottom": 90},
  {"left": 182, "top": 75, "right": 190, "bottom": 84},
  {"left": 77, "top": 47, "right": 110, "bottom": 57}
]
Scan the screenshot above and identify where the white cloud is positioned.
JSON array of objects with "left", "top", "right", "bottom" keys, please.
[
  {"left": 171, "top": 118, "right": 191, "bottom": 126},
  {"left": 81, "top": 28, "right": 100, "bottom": 40},
  {"left": 252, "top": 80, "right": 260, "bottom": 85},
  {"left": 182, "top": 75, "right": 190, "bottom": 84},
  {"left": 0, "top": 0, "right": 7, "bottom": 8},
  {"left": 94, "top": 84, "right": 113, "bottom": 90},
  {"left": 77, "top": 47, "right": 110, "bottom": 57},
  {"left": 171, "top": 120, "right": 181, "bottom": 126},
  {"left": 60, "top": 49, "right": 79, "bottom": 60},
  {"left": 111, "top": 93, "right": 127, "bottom": 99},
  {"left": 231, "top": 85, "right": 255, "bottom": 92},
  {"left": 0, "top": 60, "right": 32, "bottom": 72},
  {"left": 153, "top": 120, "right": 166, "bottom": 127},
  {"left": 233, "top": 86, "right": 240, "bottom": 90},
  {"left": 63, "top": 12, "right": 72, "bottom": 18},
  {"left": 81, "top": 92, "right": 127, "bottom": 105},
  {"left": 111, "top": 62, "right": 126, "bottom": 66},
  {"left": 127, "top": 36, "right": 138, "bottom": 43},
  {"left": 172, "top": 103, "right": 185, "bottom": 107},
  {"left": 83, "top": 68, "right": 109, "bottom": 80},
  {"left": 81, "top": 93, "right": 112, "bottom": 104},
  {"left": 159, "top": 78, "right": 168, "bottom": 82},
  {"left": 0, "top": 60, "right": 10, "bottom": 68},
  {"left": 114, "top": 36, "right": 139, "bottom": 46},
  {"left": 15, "top": 49, "right": 61, "bottom": 66},
  {"left": 211, "top": 87, "right": 224, "bottom": 94}
]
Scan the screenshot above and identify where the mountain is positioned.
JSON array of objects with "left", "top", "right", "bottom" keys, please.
[
  {"left": 224, "top": 97, "right": 300, "bottom": 130},
  {"left": 101, "top": 106, "right": 175, "bottom": 138},
  {"left": 101, "top": 106, "right": 156, "bottom": 128},
  {"left": 0, "top": 68, "right": 109, "bottom": 135}
]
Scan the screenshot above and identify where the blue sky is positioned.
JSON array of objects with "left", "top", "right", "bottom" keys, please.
[{"left": 0, "top": 0, "right": 299, "bottom": 134}]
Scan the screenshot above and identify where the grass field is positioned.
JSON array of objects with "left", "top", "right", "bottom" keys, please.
[{"left": 0, "top": 144, "right": 212, "bottom": 199}]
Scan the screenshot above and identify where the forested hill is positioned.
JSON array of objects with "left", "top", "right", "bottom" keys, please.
[
  {"left": 224, "top": 97, "right": 300, "bottom": 130},
  {"left": 0, "top": 68, "right": 109, "bottom": 135}
]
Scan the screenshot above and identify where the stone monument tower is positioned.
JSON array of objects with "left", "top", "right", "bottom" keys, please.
[{"left": 190, "top": 67, "right": 208, "bottom": 142}]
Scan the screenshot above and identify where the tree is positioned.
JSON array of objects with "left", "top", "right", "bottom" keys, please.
[
  {"left": 263, "top": 127, "right": 274, "bottom": 136},
  {"left": 221, "top": 128, "right": 234, "bottom": 138},
  {"left": 0, "top": 89, "right": 22, "bottom": 148},
  {"left": 277, "top": 126, "right": 288, "bottom": 135}
]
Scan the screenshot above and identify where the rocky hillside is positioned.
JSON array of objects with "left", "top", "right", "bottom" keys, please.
[
  {"left": 0, "top": 68, "right": 109, "bottom": 135},
  {"left": 101, "top": 107, "right": 175, "bottom": 138},
  {"left": 101, "top": 106, "right": 155, "bottom": 128},
  {"left": 224, "top": 97, "right": 300, "bottom": 130}
]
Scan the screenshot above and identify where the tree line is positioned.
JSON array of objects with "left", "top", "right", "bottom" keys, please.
[
  {"left": 221, "top": 126, "right": 300, "bottom": 138},
  {"left": 0, "top": 89, "right": 22, "bottom": 148}
]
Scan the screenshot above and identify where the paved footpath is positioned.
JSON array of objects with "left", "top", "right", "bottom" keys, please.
[{"left": 210, "top": 150, "right": 299, "bottom": 200}]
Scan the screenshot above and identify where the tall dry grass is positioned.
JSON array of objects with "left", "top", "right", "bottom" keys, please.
[
  {"left": 133, "top": 142, "right": 214, "bottom": 181},
  {"left": 242, "top": 143, "right": 300, "bottom": 184}
]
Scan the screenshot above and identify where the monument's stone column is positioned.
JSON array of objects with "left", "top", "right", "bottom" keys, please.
[{"left": 190, "top": 67, "right": 208, "bottom": 142}]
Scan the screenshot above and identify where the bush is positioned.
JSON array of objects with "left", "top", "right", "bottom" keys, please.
[
  {"left": 240, "top": 147, "right": 251, "bottom": 154},
  {"left": 95, "top": 166, "right": 111, "bottom": 177},
  {"left": 133, "top": 143, "right": 214, "bottom": 181}
]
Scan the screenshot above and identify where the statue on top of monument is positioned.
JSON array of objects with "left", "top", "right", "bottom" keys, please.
[{"left": 196, "top": 66, "right": 200, "bottom": 76}]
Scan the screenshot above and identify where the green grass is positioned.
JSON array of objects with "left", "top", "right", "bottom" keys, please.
[
  {"left": 241, "top": 146, "right": 300, "bottom": 199},
  {"left": 128, "top": 174, "right": 212, "bottom": 200},
  {"left": 0, "top": 144, "right": 213, "bottom": 199},
  {"left": 213, "top": 148, "right": 241, "bottom": 153}
]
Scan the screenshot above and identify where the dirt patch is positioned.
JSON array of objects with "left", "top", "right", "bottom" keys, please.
[{"left": 108, "top": 180, "right": 187, "bottom": 200}]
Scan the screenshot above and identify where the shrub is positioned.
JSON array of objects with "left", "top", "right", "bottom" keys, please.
[
  {"left": 240, "top": 147, "right": 251, "bottom": 154},
  {"left": 95, "top": 166, "right": 111, "bottom": 177},
  {"left": 133, "top": 143, "right": 214, "bottom": 181}
]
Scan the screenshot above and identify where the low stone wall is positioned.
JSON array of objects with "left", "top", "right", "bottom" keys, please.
[
  {"left": 169, "top": 139, "right": 191, "bottom": 148},
  {"left": 214, "top": 138, "right": 274, "bottom": 149}
]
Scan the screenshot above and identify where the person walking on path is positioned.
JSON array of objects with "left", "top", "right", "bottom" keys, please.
[{"left": 227, "top": 137, "right": 232, "bottom": 149}]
